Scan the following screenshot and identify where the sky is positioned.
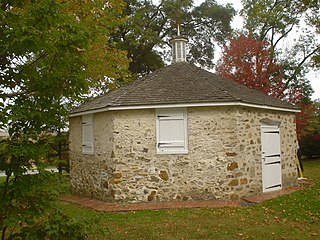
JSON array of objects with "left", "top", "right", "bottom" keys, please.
[{"left": 197, "top": 0, "right": 320, "bottom": 100}]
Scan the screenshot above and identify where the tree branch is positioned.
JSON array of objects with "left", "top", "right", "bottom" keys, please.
[
  {"left": 0, "top": 91, "right": 23, "bottom": 98},
  {"left": 259, "top": 0, "right": 281, "bottom": 40},
  {"left": 276, "top": 45, "right": 320, "bottom": 98},
  {"left": 272, "top": 22, "right": 295, "bottom": 50},
  {"left": 1, "top": 0, "right": 7, "bottom": 11},
  {"left": 149, "top": 1, "right": 164, "bottom": 20},
  {"left": 48, "top": 53, "right": 57, "bottom": 74},
  {"left": 18, "top": 51, "right": 49, "bottom": 74}
]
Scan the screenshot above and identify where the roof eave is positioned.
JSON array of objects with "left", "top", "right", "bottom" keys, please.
[{"left": 69, "top": 101, "right": 300, "bottom": 117}]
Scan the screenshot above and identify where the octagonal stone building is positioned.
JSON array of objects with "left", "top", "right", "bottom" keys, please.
[{"left": 69, "top": 57, "right": 299, "bottom": 203}]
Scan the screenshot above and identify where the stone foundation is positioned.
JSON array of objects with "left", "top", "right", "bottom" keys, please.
[{"left": 69, "top": 106, "right": 298, "bottom": 203}]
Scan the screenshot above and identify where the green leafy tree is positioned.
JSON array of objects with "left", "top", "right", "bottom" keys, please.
[
  {"left": 0, "top": 0, "right": 129, "bottom": 146},
  {"left": 241, "top": 0, "right": 319, "bottom": 101},
  {"left": 110, "top": 0, "right": 235, "bottom": 76},
  {"left": 293, "top": 0, "right": 320, "bottom": 66},
  {"left": 0, "top": 0, "right": 128, "bottom": 238},
  {"left": 240, "top": 0, "right": 319, "bottom": 143}
]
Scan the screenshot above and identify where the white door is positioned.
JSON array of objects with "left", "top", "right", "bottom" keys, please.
[{"left": 261, "top": 125, "right": 282, "bottom": 192}]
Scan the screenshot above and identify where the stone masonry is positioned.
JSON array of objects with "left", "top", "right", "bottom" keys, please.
[{"left": 69, "top": 106, "right": 298, "bottom": 203}]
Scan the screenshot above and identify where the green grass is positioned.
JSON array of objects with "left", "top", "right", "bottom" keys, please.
[{"left": 57, "top": 159, "right": 320, "bottom": 240}]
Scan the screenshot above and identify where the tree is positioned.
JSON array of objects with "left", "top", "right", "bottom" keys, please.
[
  {"left": 299, "top": 99, "right": 320, "bottom": 158},
  {"left": 0, "top": 0, "right": 129, "bottom": 140},
  {"left": 216, "top": 33, "right": 315, "bottom": 142},
  {"left": 216, "top": 34, "right": 305, "bottom": 103},
  {"left": 241, "top": 0, "right": 319, "bottom": 101},
  {"left": 0, "top": 0, "right": 129, "bottom": 133},
  {"left": 45, "top": 131, "right": 70, "bottom": 173},
  {"left": 0, "top": 0, "right": 128, "bottom": 238},
  {"left": 296, "top": 102, "right": 316, "bottom": 140},
  {"left": 240, "top": 0, "right": 319, "bottom": 141},
  {"left": 110, "top": 0, "right": 235, "bottom": 76}
]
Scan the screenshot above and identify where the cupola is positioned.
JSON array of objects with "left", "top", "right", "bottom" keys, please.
[{"left": 170, "top": 25, "right": 188, "bottom": 63}]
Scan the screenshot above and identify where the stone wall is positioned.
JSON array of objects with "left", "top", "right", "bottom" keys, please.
[
  {"left": 69, "top": 112, "right": 115, "bottom": 201},
  {"left": 233, "top": 107, "right": 297, "bottom": 197},
  {"left": 69, "top": 106, "right": 298, "bottom": 203}
]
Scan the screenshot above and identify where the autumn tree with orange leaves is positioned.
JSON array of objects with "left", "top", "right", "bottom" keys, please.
[
  {"left": 216, "top": 34, "right": 303, "bottom": 103},
  {"left": 216, "top": 33, "right": 318, "bottom": 151}
]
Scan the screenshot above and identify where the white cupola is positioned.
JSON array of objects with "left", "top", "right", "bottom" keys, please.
[{"left": 170, "top": 25, "right": 188, "bottom": 63}]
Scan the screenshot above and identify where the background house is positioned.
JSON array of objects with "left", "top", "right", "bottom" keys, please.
[
  {"left": 0, "top": 131, "right": 9, "bottom": 140},
  {"left": 69, "top": 38, "right": 299, "bottom": 203}
]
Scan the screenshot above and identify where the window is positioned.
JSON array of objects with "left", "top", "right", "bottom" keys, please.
[
  {"left": 82, "top": 114, "right": 94, "bottom": 154},
  {"left": 156, "top": 108, "right": 188, "bottom": 154},
  {"left": 177, "top": 41, "right": 182, "bottom": 60},
  {"left": 174, "top": 41, "right": 186, "bottom": 62}
]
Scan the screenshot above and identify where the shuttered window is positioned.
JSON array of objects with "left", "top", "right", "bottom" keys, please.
[
  {"left": 82, "top": 114, "right": 94, "bottom": 155},
  {"left": 156, "top": 108, "right": 188, "bottom": 154}
]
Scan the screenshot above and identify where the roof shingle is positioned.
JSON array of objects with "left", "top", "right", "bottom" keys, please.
[{"left": 71, "top": 62, "right": 298, "bottom": 114}]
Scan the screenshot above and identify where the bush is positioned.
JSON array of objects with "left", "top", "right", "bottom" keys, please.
[
  {"left": 0, "top": 172, "right": 86, "bottom": 240},
  {"left": 10, "top": 208, "right": 88, "bottom": 240},
  {"left": 300, "top": 133, "right": 320, "bottom": 158}
]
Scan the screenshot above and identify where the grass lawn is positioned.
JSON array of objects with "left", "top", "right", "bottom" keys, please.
[{"left": 58, "top": 159, "right": 320, "bottom": 240}]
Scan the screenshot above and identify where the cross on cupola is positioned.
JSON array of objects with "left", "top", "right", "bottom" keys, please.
[{"left": 170, "top": 24, "right": 188, "bottom": 63}]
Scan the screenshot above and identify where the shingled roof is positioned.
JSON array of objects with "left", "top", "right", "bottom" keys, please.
[{"left": 70, "top": 62, "right": 299, "bottom": 115}]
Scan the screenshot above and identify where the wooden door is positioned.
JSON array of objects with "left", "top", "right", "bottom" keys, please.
[{"left": 261, "top": 126, "right": 282, "bottom": 192}]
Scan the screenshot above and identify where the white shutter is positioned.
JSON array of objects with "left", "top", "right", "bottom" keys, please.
[
  {"left": 82, "top": 114, "right": 94, "bottom": 154},
  {"left": 156, "top": 109, "right": 188, "bottom": 154},
  {"left": 262, "top": 128, "right": 280, "bottom": 157}
]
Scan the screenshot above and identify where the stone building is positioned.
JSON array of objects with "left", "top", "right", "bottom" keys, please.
[{"left": 69, "top": 38, "right": 299, "bottom": 203}]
